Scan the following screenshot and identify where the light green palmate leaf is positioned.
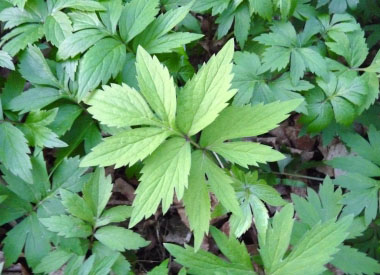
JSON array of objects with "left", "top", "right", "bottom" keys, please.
[
  {"left": 83, "top": 168, "right": 113, "bottom": 218},
  {"left": 130, "top": 137, "right": 191, "bottom": 227},
  {"left": 40, "top": 214, "right": 92, "bottom": 238},
  {"left": 0, "top": 122, "right": 32, "bottom": 183},
  {"left": 119, "top": 0, "right": 159, "bottom": 42},
  {"left": 77, "top": 38, "right": 126, "bottom": 100},
  {"left": 300, "top": 72, "right": 367, "bottom": 132},
  {"left": 260, "top": 204, "right": 353, "bottom": 275},
  {"left": 209, "top": 142, "right": 284, "bottom": 168},
  {"left": 20, "top": 108, "right": 67, "bottom": 148},
  {"left": 43, "top": 11, "right": 73, "bottom": 47},
  {"left": 203, "top": 155, "right": 241, "bottom": 216},
  {"left": 18, "top": 44, "right": 60, "bottom": 88},
  {"left": 183, "top": 150, "right": 211, "bottom": 250},
  {"left": 57, "top": 28, "right": 107, "bottom": 60},
  {"left": 85, "top": 83, "right": 158, "bottom": 128},
  {"left": 177, "top": 40, "right": 236, "bottom": 136},
  {"left": 133, "top": 1, "right": 203, "bottom": 53},
  {"left": 326, "top": 30, "right": 368, "bottom": 68},
  {"left": 136, "top": 46, "right": 177, "bottom": 126},
  {"left": 200, "top": 100, "right": 301, "bottom": 147},
  {"left": 80, "top": 127, "right": 170, "bottom": 168},
  {"left": 95, "top": 225, "right": 149, "bottom": 252},
  {"left": 232, "top": 51, "right": 311, "bottom": 112},
  {"left": 165, "top": 227, "right": 256, "bottom": 275},
  {"left": 0, "top": 50, "right": 14, "bottom": 70}
]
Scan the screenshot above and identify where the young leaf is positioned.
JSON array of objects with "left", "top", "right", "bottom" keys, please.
[
  {"left": 200, "top": 100, "right": 301, "bottom": 147},
  {"left": 136, "top": 46, "right": 177, "bottom": 126},
  {"left": 209, "top": 141, "right": 284, "bottom": 167},
  {"left": 176, "top": 39, "right": 236, "bottom": 136},
  {"left": 203, "top": 155, "right": 241, "bottom": 216},
  {"left": 85, "top": 83, "right": 157, "bottom": 128},
  {"left": 130, "top": 137, "right": 191, "bottom": 227},
  {"left": 94, "top": 225, "right": 149, "bottom": 251},
  {"left": 183, "top": 150, "right": 211, "bottom": 250},
  {"left": 80, "top": 127, "right": 170, "bottom": 168}
]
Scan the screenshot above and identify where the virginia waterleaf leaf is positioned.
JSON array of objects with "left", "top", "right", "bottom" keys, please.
[
  {"left": 183, "top": 150, "right": 211, "bottom": 250},
  {"left": 94, "top": 225, "right": 149, "bottom": 252},
  {"left": 200, "top": 100, "right": 301, "bottom": 147},
  {"left": 136, "top": 46, "right": 177, "bottom": 126},
  {"left": 80, "top": 127, "right": 170, "bottom": 168},
  {"left": 130, "top": 137, "right": 191, "bottom": 227},
  {"left": 85, "top": 83, "right": 158, "bottom": 128},
  {"left": 176, "top": 39, "right": 236, "bottom": 136}
]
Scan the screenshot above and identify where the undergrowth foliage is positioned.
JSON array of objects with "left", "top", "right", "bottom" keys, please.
[{"left": 0, "top": 0, "right": 380, "bottom": 274}]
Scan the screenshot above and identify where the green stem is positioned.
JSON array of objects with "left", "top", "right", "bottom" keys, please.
[{"left": 268, "top": 171, "right": 324, "bottom": 182}]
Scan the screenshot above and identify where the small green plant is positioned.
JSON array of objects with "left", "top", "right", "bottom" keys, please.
[
  {"left": 80, "top": 40, "right": 300, "bottom": 249},
  {"left": 1, "top": 0, "right": 380, "bottom": 273}
]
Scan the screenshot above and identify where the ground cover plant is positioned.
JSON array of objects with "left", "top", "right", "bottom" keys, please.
[{"left": 1, "top": 0, "right": 380, "bottom": 274}]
